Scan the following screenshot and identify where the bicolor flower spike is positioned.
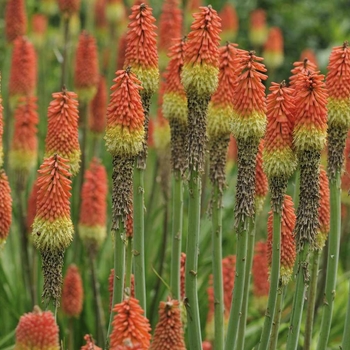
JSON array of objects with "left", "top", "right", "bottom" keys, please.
[
  {"left": 150, "top": 299, "right": 186, "bottom": 350},
  {"left": 105, "top": 69, "right": 145, "bottom": 157},
  {"left": 300, "top": 49, "right": 318, "bottom": 67},
  {"left": 232, "top": 50, "right": 267, "bottom": 141},
  {"left": 62, "top": 264, "right": 84, "bottom": 318},
  {"left": 10, "top": 97, "right": 39, "bottom": 173},
  {"left": 58, "top": 0, "right": 81, "bottom": 17},
  {"left": 255, "top": 140, "right": 268, "bottom": 214},
  {"left": 267, "top": 195, "right": 296, "bottom": 285},
  {"left": 79, "top": 158, "right": 108, "bottom": 251},
  {"left": 0, "top": 171, "right": 12, "bottom": 248},
  {"left": 181, "top": 6, "right": 221, "bottom": 97},
  {"left": 110, "top": 297, "right": 151, "bottom": 349},
  {"left": 5, "top": 0, "right": 27, "bottom": 43},
  {"left": 219, "top": 3, "right": 239, "bottom": 43},
  {"left": 45, "top": 88, "right": 81, "bottom": 176},
  {"left": 89, "top": 76, "right": 107, "bottom": 134},
  {"left": 32, "top": 155, "right": 73, "bottom": 252},
  {"left": 264, "top": 81, "right": 296, "bottom": 179},
  {"left": 249, "top": 9, "right": 268, "bottom": 47},
  {"left": 31, "top": 14, "right": 48, "bottom": 48},
  {"left": 74, "top": 32, "right": 99, "bottom": 102},
  {"left": 263, "top": 27, "right": 284, "bottom": 70},
  {"left": 124, "top": 3, "right": 159, "bottom": 95},
  {"left": 14, "top": 306, "right": 59, "bottom": 350},
  {"left": 289, "top": 58, "right": 317, "bottom": 90}
]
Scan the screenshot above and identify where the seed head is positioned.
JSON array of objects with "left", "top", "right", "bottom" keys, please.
[
  {"left": 5, "top": 0, "right": 27, "bottom": 43},
  {"left": 0, "top": 171, "right": 12, "bottom": 248},
  {"left": 89, "top": 76, "right": 107, "bottom": 134}
]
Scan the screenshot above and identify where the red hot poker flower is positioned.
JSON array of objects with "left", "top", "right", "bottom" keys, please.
[
  {"left": 62, "top": 264, "right": 84, "bottom": 317},
  {"left": 81, "top": 335, "right": 102, "bottom": 350},
  {"left": 0, "top": 171, "right": 12, "bottom": 247},
  {"left": 5, "top": 0, "right": 27, "bottom": 43},
  {"left": 252, "top": 241, "right": 270, "bottom": 297},
  {"left": 31, "top": 14, "right": 48, "bottom": 47},
  {"left": 300, "top": 49, "right": 318, "bottom": 67},
  {"left": 58, "top": 0, "right": 81, "bottom": 16},
  {"left": 267, "top": 195, "right": 296, "bottom": 285},
  {"left": 219, "top": 3, "right": 239, "bottom": 43},
  {"left": 289, "top": 58, "right": 317, "bottom": 89},
  {"left": 14, "top": 306, "right": 59, "bottom": 350},
  {"left": 110, "top": 297, "right": 151, "bottom": 349},
  {"left": 249, "top": 9, "right": 268, "bottom": 46},
  {"left": 263, "top": 27, "right": 284, "bottom": 69},
  {"left": 89, "top": 76, "right": 107, "bottom": 134},
  {"left": 45, "top": 88, "right": 81, "bottom": 176}
]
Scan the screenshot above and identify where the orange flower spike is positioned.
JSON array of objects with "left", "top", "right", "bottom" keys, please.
[
  {"left": 181, "top": 6, "right": 221, "bottom": 97},
  {"left": 124, "top": 3, "right": 159, "bottom": 95},
  {"left": 267, "top": 195, "right": 296, "bottom": 285},
  {"left": 252, "top": 241, "right": 270, "bottom": 297},
  {"left": 255, "top": 140, "right": 268, "bottom": 214},
  {"left": 58, "top": 0, "right": 81, "bottom": 17},
  {"left": 289, "top": 58, "right": 317, "bottom": 89},
  {"left": 14, "top": 306, "right": 60, "bottom": 350},
  {"left": 74, "top": 32, "right": 99, "bottom": 102},
  {"left": 62, "top": 264, "right": 84, "bottom": 318},
  {"left": 109, "top": 269, "right": 135, "bottom": 311},
  {"left": 27, "top": 177, "right": 39, "bottom": 232},
  {"left": 232, "top": 50, "right": 267, "bottom": 141},
  {"left": 116, "top": 33, "right": 128, "bottom": 71},
  {"left": 81, "top": 335, "right": 102, "bottom": 350},
  {"left": 10, "top": 97, "right": 39, "bottom": 173},
  {"left": 32, "top": 155, "right": 73, "bottom": 252},
  {"left": 293, "top": 71, "right": 328, "bottom": 154},
  {"left": 300, "top": 49, "right": 318, "bottom": 67},
  {"left": 5, "top": 0, "right": 27, "bottom": 43},
  {"left": 106, "top": 0, "right": 126, "bottom": 25},
  {"left": 79, "top": 158, "right": 108, "bottom": 249},
  {"left": 263, "top": 27, "right": 284, "bottom": 70},
  {"left": 94, "top": 0, "right": 107, "bottom": 30},
  {"left": 219, "top": 3, "right": 239, "bottom": 43},
  {"left": 110, "top": 297, "right": 151, "bottom": 349},
  {"left": 0, "top": 171, "right": 12, "bottom": 248},
  {"left": 89, "top": 76, "right": 107, "bottom": 134},
  {"left": 150, "top": 299, "right": 186, "bottom": 350},
  {"left": 9, "top": 37, "right": 37, "bottom": 100},
  {"left": 316, "top": 168, "right": 330, "bottom": 249},
  {"left": 263, "top": 81, "right": 296, "bottom": 180},
  {"left": 0, "top": 96, "right": 3, "bottom": 168},
  {"left": 105, "top": 69, "right": 145, "bottom": 157},
  {"left": 45, "top": 88, "right": 81, "bottom": 176},
  {"left": 249, "top": 9, "right": 268, "bottom": 47},
  {"left": 30, "top": 14, "right": 48, "bottom": 48},
  {"left": 207, "top": 43, "right": 238, "bottom": 139},
  {"left": 163, "top": 37, "right": 187, "bottom": 125}
]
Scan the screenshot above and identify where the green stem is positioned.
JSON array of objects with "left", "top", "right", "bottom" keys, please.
[
  {"left": 170, "top": 173, "right": 184, "bottom": 300},
  {"left": 317, "top": 171, "right": 341, "bottom": 350},
  {"left": 304, "top": 249, "right": 320, "bottom": 350},
  {"left": 106, "top": 221, "right": 126, "bottom": 348},
  {"left": 224, "top": 220, "right": 250, "bottom": 350},
  {"left": 258, "top": 212, "right": 281, "bottom": 349},
  {"left": 269, "top": 287, "right": 285, "bottom": 350},
  {"left": 61, "top": 17, "right": 70, "bottom": 88},
  {"left": 211, "top": 185, "right": 224, "bottom": 350},
  {"left": 68, "top": 317, "right": 74, "bottom": 350},
  {"left": 342, "top": 280, "right": 350, "bottom": 349},
  {"left": 286, "top": 243, "right": 310, "bottom": 350},
  {"left": 133, "top": 166, "right": 147, "bottom": 314},
  {"left": 125, "top": 237, "right": 133, "bottom": 292},
  {"left": 79, "top": 101, "right": 89, "bottom": 202},
  {"left": 185, "top": 169, "right": 202, "bottom": 349},
  {"left": 236, "top": 217, "right": 256, "bottom": 350}
]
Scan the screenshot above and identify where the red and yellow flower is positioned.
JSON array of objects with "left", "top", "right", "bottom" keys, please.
[
  {"left": 89, "top": 76, "right": 107, "bottom": 134},
  {"left": 5, "top": 0, "right": 27, "bottom": 43},
  {"left": 263, "top": 27, "right": 284, "bottom": 69},
  {"left": 0, "top": 171, "right": 12, "bottom": 248},
  {"left": 249, "top": 9, "right": 268, "bottom": 47},
  {"left": 219, "top": 3, "right": 238, "bottom": 43}
]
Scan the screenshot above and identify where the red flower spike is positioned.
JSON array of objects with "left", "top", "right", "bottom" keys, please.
[
  {"left": 249, "top": 9, "right": 268, "bottom": 46},
  {"left": 255, "top": 140, "right": 268, "bottom": 213},
  {"left": 231, "top": 50, "right": 267, "bottom": 141},
  {"left": 89, "top": 76, "right": 107, "bottom": 134},
  {"left": 105, "top": 69, "right": 145, "bottom": 157},
  {"left": 5, "top": 0, "right": 27, "bottom": 43},
  {"left": 110, "top": 297, "right": 151, "bottom": 349},
  {"left": 300, "top": 49, "right": 318, "bottom": 67},
  {"left": 9, "top": 37, "right": 37, "bottom": 99},
  {"left": 58, "top": 0, "right": 81, "bottom": 16},
  {"left": 45, "top": 88, "right": 81, "bottom": 176},
  {"left": 0, "top": 171, "right": 12, "bottom": 247},
  {"left": 316, "top": 168, "right": 330, "bottom": 249},
  {"left": 31, "top": 14, "right": 48, "bottom": 47},
  {"left": 293, "top": 71, "right": 328, "bottom": 153},
  {"left": 289, "top": 58, "right": 317, "bottom": 89},
  {"left": 74, "top": 32, "right": 99, "bottom": 102},
  {"left": 10, "top": 96, "right": 39, "bottom": 172},
  {"left": 62, "top": 264, "right": 84, "bottom": 318},
  {"left": 202, "top": 341, "right": 213, "bottom": 350},
  {"left": 150, "top": 299, "right": 186, "bottom": 350},
  {"left": 252, "top": 241, "right": 270, "bottom": 297},
  {"left": 219, "top": 3, "right": 239, "bottom": 43},
  {"left": 117, "top": 33, "right": 128, "bottom": 71},
  {"left": 32, "top": 154, "right": 74, "bottom": 252},
  {"left": 94, "top": 0, "right": 107, "bottom": 30},
  {"left": 79, "top": 158, "right": 108, "bottom": 249},
  {"left": 0, "top": 96, "right": 3, "bottom": 168},
  {"left": 81, "top": 334, "right": 102, "bottom": 350},
  {"left": 263, "top": 27, "right": 284, "bottom": 69},
  {"left": 14, "top": 306, "right": 59, "bottom": 350},
  {"left": 124, "top": 3, "right": 159, "bottom": 94},
  {"left": 27, "top": 177, "right": 39, "bottom": 232},
  {"left": 263, "top": 82, "right": 297, "bottom": 179},
  {"left": 267, "top": 195, "right": 296, "bottom": 285},
  {"left": 181, "top": 6, "right": 221, "bottom": 96}
]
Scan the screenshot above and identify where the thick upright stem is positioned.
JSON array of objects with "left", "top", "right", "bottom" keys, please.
[
  {"left": 286, "top": 244, "right": 310, "bottom": 350},
  {"left": 133, "top": 166, "right": 146, "bottom": 314},
  {"left": 125, "top": 237, "right": 133, "bottom": 291},
  {"left": 258, "top": 212, "right": 281, "bottom": 349},
  {"left": 61, "top": 17, "right": 70, "bottom": 88},
  {"left": 79, "top": 101, "right": 88, "bottom": 203},
  {"left": 342, "top": 280, "right": 350, "bottom": 349},
  {"left": 224, "top": 220, "right": 250, "bottom": 350},
  {"left": 317, "top": 172, "right": 341, "bottom": 350},
  {"left": 269, "top": 287, "right": 285, "bottom": 350},
  {"left": 304, "top": 249, "right": 320, "bottom": 350},
  {"left": 170, "top": 173, "right": 184, "bottom": 300},
  {"left": 211, "top": 185, "right": 224, "bottom": 350},
  {"left": 185, "top": 169, "right": 202, "bottom": 349}
]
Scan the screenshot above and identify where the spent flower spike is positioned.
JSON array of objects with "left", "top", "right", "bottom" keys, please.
[
  {"left": 5, "top": 0, "right": 27, "bottom": 43},
  {"left": 0, "top": 171, "right": 12, "bottom": 248}
]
